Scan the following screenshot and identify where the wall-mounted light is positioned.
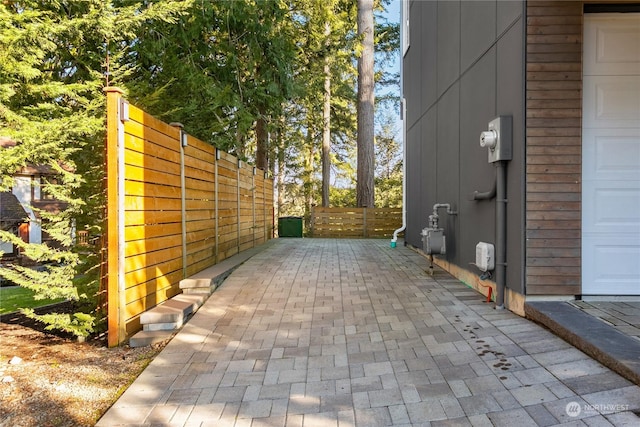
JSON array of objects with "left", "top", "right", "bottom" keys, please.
[{"left": 120, "top": 100, "right": 130, "bottom": 122}]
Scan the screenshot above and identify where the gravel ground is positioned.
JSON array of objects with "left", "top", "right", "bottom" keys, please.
[{"left": 0, "top": 307, "right": 166, "bottom": 427}]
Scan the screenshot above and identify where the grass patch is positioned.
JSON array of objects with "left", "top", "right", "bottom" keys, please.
[{"left": 0, "top": 286, "right": 64, "bottom": 315}]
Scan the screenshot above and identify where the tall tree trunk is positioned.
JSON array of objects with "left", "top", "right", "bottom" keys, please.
[
  {"left": 255, "top": 108, "right": 268, "bottom": 170},
  {"left": 304, "top": 119, "right": 315, "bottom": 230},
  {"left": 277, "top": 128, "right": 285, "bottom": 220},
  {"left": 356, "top": 0, "right": 375, "bottom": 208},
  {"left": 321, "top": 21, "right": 331, "bottom": 208}
]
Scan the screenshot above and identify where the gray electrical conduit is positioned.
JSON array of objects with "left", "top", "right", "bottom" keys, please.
[{"left": 471, "top": 163, "right": 507, "bottom": 309}]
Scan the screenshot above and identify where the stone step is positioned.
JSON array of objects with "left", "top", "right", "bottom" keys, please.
[
  {"left": 134, "top": 294, "right": 208, "bottom": 344},
  {"left": 172, "top": 293, "right": 206, "bottom": 310},
  {"left": 140, "top": 297, "right": 194, "bottom": 326}
]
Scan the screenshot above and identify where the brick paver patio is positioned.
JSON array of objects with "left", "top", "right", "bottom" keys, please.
[{"left": 97, "top": 239, "right": 640, "bottom": 426}]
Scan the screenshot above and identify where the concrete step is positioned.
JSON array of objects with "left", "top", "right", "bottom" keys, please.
[
  {"left": 173, "top": 293, "right": 206, "bottom": 310},
  {"left": 140, "top": 297, "right": 194, "bottom": 326},
  {"left": 134, "top": 294, "right": 208, "bottom": 343}
]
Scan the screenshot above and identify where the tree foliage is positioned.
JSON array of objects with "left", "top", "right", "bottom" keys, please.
[
  {"left": 0, "top": 0, "right": 192, "bottom": 338},
  {"left": 0, "top": 0, "right": 400, "bottom": 336}
]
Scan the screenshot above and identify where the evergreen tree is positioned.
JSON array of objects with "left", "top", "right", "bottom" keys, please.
[
  {"left": 0, "top": 0, "right": 191, "bottom": 338},
  {"left": 374, "top": 112, "right": 402, "bottom": 208}
]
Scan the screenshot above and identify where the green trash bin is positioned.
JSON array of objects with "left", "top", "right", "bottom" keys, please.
[{"left": 278, "top": 216, "right": 303, "bottom": 237}]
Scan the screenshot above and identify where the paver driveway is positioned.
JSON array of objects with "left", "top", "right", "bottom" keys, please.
[{"left": 97, "top": 239, "right": 640, "bottom": 426}]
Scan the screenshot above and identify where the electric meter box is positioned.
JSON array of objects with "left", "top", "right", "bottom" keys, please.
[{"left": 480, "top": 116, "right": 512, "bottom": 163}]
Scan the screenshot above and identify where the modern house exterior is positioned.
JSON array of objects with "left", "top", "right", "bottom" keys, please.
[{"left": 402, "top": 0, "right": 640, "bottom": 314}]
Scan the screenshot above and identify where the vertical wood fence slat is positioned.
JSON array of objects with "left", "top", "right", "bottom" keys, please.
[{"left": 104, "top": 91, "right": 274, "bottom": 346}]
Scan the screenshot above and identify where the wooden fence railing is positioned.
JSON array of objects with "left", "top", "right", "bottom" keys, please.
[
  {"left": 311, "top": 207, "right": 402, "bottom": 238},
  {"left": 105, "top": 88, "right": 274, "bottom": 346}
]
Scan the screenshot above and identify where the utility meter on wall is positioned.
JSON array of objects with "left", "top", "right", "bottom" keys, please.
[{"left": 480, "top": 116, "right": 512, "bottom": 163}]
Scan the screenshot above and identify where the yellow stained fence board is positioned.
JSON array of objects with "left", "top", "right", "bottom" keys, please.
[
  {"left": 124, "top": 258, "right": 183, "bottom": 287},
  {"left": 124, "top": 234, "right": 183, "bottom": 258},
  {"left": 124, "top": 247, "right": 182, "bottom": 277},
  {"left": 125, "top": 180, "right": 182, "bottom": 198},
  {"left": 124, "top": 195, "right": 182, "bottom": 211},
  {"left": 125, "top": 223, "right": 182, "bottom": 242},
  {"left": 125, "top": 210, "right": 183, "bottom": 226}
]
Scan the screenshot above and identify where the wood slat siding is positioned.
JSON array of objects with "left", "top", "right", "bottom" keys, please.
[
  {"left": 105, "top": 90, "right": 274, "bottom": 345},
  {"left": 526, "top": 1, "right": 583, "bottom": 295},
  {"left": 311, "top": 207, "right": 402, "bottom": 238}
]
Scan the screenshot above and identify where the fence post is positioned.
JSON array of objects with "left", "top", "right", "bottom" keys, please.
[
  {"left": 105, "top": 87, "right": 127, "bottom": 347},
  {"left": 252, "top": 167, "right": 256, "bottom": 248},
  {"left": 215, "top": 149, "right": 220, "bottom": 263},
  {"left": 237, "top": 160, "right": 241, "bottom": 255},
  {"left": 171, "top": 123, "right": 188, "bottom": 278},
  {"left": 263, "top": 172, "right": 267, "bottom": 242}
]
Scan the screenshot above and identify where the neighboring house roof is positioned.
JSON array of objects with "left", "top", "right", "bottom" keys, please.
[{"left": 0, "top": 191, "right": 28, "bottom": 226}]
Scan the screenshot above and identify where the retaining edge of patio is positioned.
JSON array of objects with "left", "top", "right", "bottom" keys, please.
[{"left": 525, "top": 301, "right": 640, "bottom": 387}]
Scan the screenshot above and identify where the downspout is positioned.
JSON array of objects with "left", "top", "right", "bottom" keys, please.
[{"left": 391, "top": 98, "right": 407, "bottom": 248}]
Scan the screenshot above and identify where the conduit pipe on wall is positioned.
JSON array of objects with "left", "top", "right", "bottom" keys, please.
[
  {"left": 471, "top": 162, "right": 507, "bottom": 309},
  {"left": 495, "top": 161, "right": 507, "bottom": 309},
  {"left": 474, "top": 115, "right": 511, "bottom": 310},
  {"left": 471, "top": 170, "right": 496, "bottom": 201}
]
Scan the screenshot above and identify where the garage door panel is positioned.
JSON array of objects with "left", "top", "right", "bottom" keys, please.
[
  {"left": 583, "top": 13, "right": 640, "bottom": 295},
  {"left": 583, "top": 236, "right": 640, "bottom": 295},
  {"left": 584, "top": 14, "right": 640, "bottom": 76},
  {"left": 583, "top": 129, "right": 640, "bottom": 181},
  {"left": 583, "top": 76, "right": 640, "bottom": 128},
  {"left": 583, "top": 185, "right": 640, "bottom": 233}
]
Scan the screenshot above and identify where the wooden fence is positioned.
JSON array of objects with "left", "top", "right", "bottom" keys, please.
[
  {"left": 105, "top": 88, "right": 274, "bottom": 346},
  {"left": 311, "top": 207, "right": 402, "bottom": 238}
]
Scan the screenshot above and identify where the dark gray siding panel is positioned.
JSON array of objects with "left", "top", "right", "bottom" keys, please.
[
  {"left": 460, "top": 48, "right": 497, "bottom": 269},
  {"left": 422, "top": 1, "right": 438, "bottom": 111},
  {"left": 498, "top": 0, "right": 524, "bottom": 35},
  {"left": 461, "top": 1, "right": 497, "bottom": 72},
  {"left": 437, "top": 1, "right": 460, "bottom": 97},
  {"left": 406, "top": 119, "right": 422, "bottom": 248},
  {"left": 436, "top": 85, "right": 460, "bottom": 260},
  {"left": 420, "top": 110, "right": 438, "bottom": 245},
  {"left": 405, "top": 3, "right": 421, "bottom": 129},
  {"left": 404, "top": 0, "right": 526, "bottom": 294}
]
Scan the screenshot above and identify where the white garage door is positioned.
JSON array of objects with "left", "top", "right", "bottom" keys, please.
[{"left": 582, "top": 13, "right": 640, "bottom": 295}]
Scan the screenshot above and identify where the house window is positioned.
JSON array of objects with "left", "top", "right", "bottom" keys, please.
[{"left": 40, "top": 176, "right": 59, "bottom": 200}]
